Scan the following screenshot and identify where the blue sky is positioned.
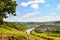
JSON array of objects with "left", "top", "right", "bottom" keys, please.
[{"left": 4, "top": 0, "right": 60, "bottom": 22}]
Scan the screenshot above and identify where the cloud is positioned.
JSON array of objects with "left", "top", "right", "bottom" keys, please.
[
  {"left": 21, "top": 2, "right": 29, "bottom": 7},
  {"left": 4, "top": 15, "right": 60, "bottom": 22},
  {"left": 3, "top": 18, "right": 16, "bottom": 22},
  {"left": 3, "top": 11, "right": 40, "bottom": 22},
  {"left": 34, "top": 0, "right": 45, "bottom": 3},
  {"left": 3, "top": 11, "right": 59, "bottom": 22},
  {"left": 31, "top": 4, "right": 39, "bottom": 10},
  {"left": 50, "top": 12, "right": 56, "bottom": 16},
  {"left": 57, "top": 4, "right": 60, "bottom": 9},
  {"left": 19, "top": 16, "right": 60, "bottom": 22},
  {"left": 21, "top": 0, "right": 45, "bottom": 7},
  {"left": 21, "top": 11, "right": 39, "bottom": 19}
]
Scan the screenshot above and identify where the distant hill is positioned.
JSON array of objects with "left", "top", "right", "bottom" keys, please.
[
  {"left": 34, "top": 21, "right": 60, "bottom": 33},
  {"left": 19, "top": 21, "right": 60, "bottom": 26}
]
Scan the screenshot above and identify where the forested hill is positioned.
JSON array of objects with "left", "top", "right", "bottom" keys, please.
[{"left": 20, "top": 21, "right": 60, "bottom": 26}]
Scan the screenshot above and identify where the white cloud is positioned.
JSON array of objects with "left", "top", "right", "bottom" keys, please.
[
  {"left": 19, "top": 16, "right": 60, "bottom": 22},
  {"left": 34, "top": 0, "right": 45, "bottom": 3},
  {"left": 50, "top": 12, "right": 56, "bottom": 16},
  {"left": 3, "top": 11, "right": 40, "bottom": 22},
  {"left": 3, "top": 11, "right": 60, "bottom": 22},
  {"left": 4, "top": 16, "right": 60, "bottom": 22},
  {"left": 27, "top": 1, "right": 34, "bottom": 5},
  {"left": 21, "top": 12, "right": 39, "bottom": 19},
  {"left": 57, "top": 4, "right": 60, "bottom": 9},
  {"left": 3, "top": 18, "right": 15, "bottom": 22},
  {"left": 21, "top": 0, "right": 45, "bottom": 7},
  {"left": 21, "top": 2, "right": 29, "bottom": 7},
  {"left": 31, "top": 4, "right": 39, "bottom": 10}
]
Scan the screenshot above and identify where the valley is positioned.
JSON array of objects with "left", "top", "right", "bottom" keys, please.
[{"left": 0, "top": 21, "right": 60, "bottom": 40}]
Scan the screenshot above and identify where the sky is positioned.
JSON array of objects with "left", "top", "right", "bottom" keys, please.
[{"left": 4, "top": 0, "right": 60, "bottom": 22}]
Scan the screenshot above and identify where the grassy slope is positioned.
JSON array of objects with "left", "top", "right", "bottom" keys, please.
[
  {"left": 0, "top": 22, "right": 60, "bottom": 40},
  {"left": 32, "top": 31, "right": 60, "bottom": 40},
  {"left": 0, "top": 22, "right": 44, "bottom": 40},
  {"left": 0, "top": 27, "right": 45, "bottom": 40}
]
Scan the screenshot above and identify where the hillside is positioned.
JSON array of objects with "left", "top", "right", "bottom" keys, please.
[
  {"left": 20, "top": 21, "right": 60, "bottom": 26},
  {"left": 1, "top": 22, "right": 30, "bottom": 31},
  {"left": 0, "top": 21, "right": 60, "bottom": 40},
  {"left": 34, "top": 24, "right": 60, "bottom": 33},
  {"left": 0, "top": 22, "right": 44, "bottom": 40}
]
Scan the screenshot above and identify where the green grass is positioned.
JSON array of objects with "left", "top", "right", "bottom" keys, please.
[
  {"left": 0, "top": 22, "right": 44, "bottom": 40},
  {"left": 0, "top": 27, "right": 45, "bottom": 40},
  {"left": 0, "top": 22, "right": 60, "bottom": 40},
  {"left": 32, "top": 31, "right": 60, "bottom": 40}
]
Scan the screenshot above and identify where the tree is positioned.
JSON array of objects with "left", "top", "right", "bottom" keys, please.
[{"left": 0, "top": 0, "right": 17, "bottom": 24}]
